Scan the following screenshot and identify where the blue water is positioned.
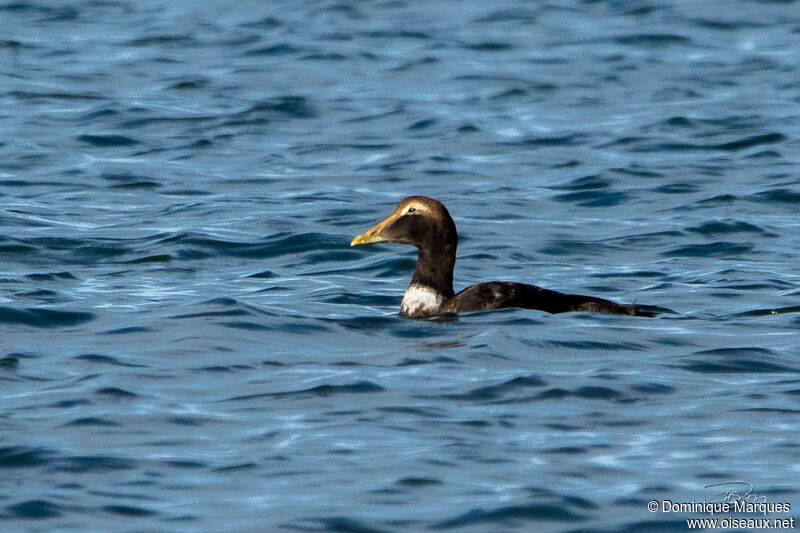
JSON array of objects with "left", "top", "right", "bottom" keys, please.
[{"left": 3, "top": 1, "right": 800, "bottom": 531}]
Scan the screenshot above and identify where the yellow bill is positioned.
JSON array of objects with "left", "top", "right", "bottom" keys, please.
[{"left": 350, "top": 212, "right": 400, "bottom": 246}]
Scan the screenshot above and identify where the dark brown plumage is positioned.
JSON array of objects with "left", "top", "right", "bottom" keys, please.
[{"left": 351, "top": 196, "right": 649, "bottom": 318}]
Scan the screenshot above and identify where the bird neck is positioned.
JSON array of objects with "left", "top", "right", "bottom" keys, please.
[{"left": 410, "top": 243, "right": 455, "bottom": 299}]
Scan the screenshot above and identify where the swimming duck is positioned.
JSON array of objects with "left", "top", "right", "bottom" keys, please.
[{"left": 351, "top": 196, "right": 649, "bottom": 318}]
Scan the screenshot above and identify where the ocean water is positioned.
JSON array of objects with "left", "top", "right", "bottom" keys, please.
[{"left": 2, "top": 0, "right": 800, "bottom": 531}]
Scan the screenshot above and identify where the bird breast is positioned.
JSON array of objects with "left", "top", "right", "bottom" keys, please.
[{"left": 400, "top": 285, "right": 444, "bottom": 317}]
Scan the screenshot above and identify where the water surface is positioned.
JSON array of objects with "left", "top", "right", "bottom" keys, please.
[{"left": 2, "top": 1, "right": 800, "bottom": 531}]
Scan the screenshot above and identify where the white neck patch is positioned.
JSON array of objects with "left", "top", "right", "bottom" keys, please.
[{"left": 401, "top": 285, "right": 444, "bottom": 317}]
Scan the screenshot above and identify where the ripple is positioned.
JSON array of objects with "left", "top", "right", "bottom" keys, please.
[
  {"left": 432, "top": 503, "right": 586, "bottom": 529},
  {"left": 537, "top": 386, "right": 628, "bottom": 401},
  {"left": 245, "top": 43, "right": 301, "bottom": 56},
  {"left": 6, "top": 90, "right": 102, "bottom": 101},
  {"left": 504, "top": 133, "right": 589, "bottom": 147},
  {"left": 686, "top": 220, "right": 772, "bottom": 236},
  {"left": 632, "top": 132, "right": 785, "bottom": 153},
  {"left": 362, "top": 30, "right": 430, "bottom": 40},
  {"left": 65, "top": 417, "right": 119, "bottom": 427},
  {"left": 0, "top": 446, "right": 50, "bottom": 468},
  {"left": 552, "top": 190, "right": 630, "bottom": 207},
  {"left": 751, "top": 188, "right": 800, "bottom": 204},
  {"left": 0, "top": 306, "right": 95, "bottom": 328},
  {"left": 549, "top": 175, "right": 614, "bottom": 191},
  {"left": 0, "top": 356, "right": 20, "bottom": 369},
  {"left": 670, "top": 348, "right": 796, "bottom": 374},
  {"left": 237, "top": 96, "right": 317, "bottom": 120},
  {"left": 629, "top": 383, "right": 676, "bottom": 395},
  {"left": 7, "top": 499, "right": 62, "bottom": 519},
  {"left": 241, "top": 16, "right": 282, "bottom": 29},
  {"left": 227, "top": 381, "right": 385, "bottom": 401},
  {"left": 128, "top": 34, "right": 196, "bottom": 46},
  {"left": 167, "top": 232, "right": 343, "bottom": 260},
  {"left": 102, "top": 504, "right": 156, "bottom": 517},
  {"left": 462, "top": 41, "right": 515, "bottom": 51},
  {"left": 103, "top": 326, "right": 152, "bottom": 335},
  {"left": 305, "top": 517, "right": 388, "bottom": 533},
  {"left": 24, "top": 271, "right": 76, "bottom": 281},
  {"left": 396, "top": 476, "right": 442, "bottom": 486},
  {"left": 439, "top": 375, "right": 546, "bottom": 402},
  {"left": 124, "top": 254, "right": 171, "bottom": 264},
  {"left": 77, "top": 134, "right": 140, "bottom": 147},
  {"left": 73, "top": 354, "right": 146, "bottom": 367},
  {"left": 323, "top": 291, "right": 397, "bottom": 307},
  {"left": 614, "top": 34, "right": 692, "bottom": 46},
  {"left": 96, "top": 387, "right": 137, "bottom": 398},
  {"left": 733, "top": 305, "right": 800, "bottom": 317},
  {"left": 474, "top": 8, "right": 539, "bottom": 23},
  {"left": 662, "top": 242, "right": 753, "bottom": 258},
  {"left": 54, "top": 455, "right": 136, "bottom": 473}
]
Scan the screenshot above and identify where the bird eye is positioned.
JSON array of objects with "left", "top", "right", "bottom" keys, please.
[{"left": 407, "top": 207, "right": 416, "bottom": 214}]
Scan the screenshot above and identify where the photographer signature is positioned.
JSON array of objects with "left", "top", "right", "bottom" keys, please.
[{"left": 704, "top": 480, "right": 767, "bottom": 504}]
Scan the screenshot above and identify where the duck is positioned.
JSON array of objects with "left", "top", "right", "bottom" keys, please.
[{"left": 350, "top": 196, "right": 650, "bottom": 318}]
